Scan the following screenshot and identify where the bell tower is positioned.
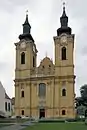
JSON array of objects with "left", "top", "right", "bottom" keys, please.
[
  {"left": 14, "top": 12, "right": 38, "bottom": 116},
  {"left": 15, "top": 12, "right": 38, "bottom": 79},
  {"left": 54, "top": 3, "right": 74, "bottom": 77},
  {"left": 53, "top": 3, "right": 75, "bottom": 118}
]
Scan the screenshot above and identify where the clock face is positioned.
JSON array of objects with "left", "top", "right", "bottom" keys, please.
[
  {"left": 21, "top": 42, "right": 26, "bottom": 48},
  {"left": 61, "top": 36, "right": 67, "bottom": 43},
  {"left": 33, "top": 45, "right": 35, "bottom": 52}
]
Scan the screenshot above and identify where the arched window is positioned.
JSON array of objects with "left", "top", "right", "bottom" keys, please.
[
  {"left": 38, "top": 83, "right": 46, "bottom": 97},
  {"left": 62, "top": 110, "right": 66, "bottom": 115},
  {"left": 21, "top": 91, "right": 24, "bottom": 98},
  {"left": 61, "top": 47, "right": 66, "bottom": 60},
  {"left": 62, "top": 88, "right": 66, "bottom": 96},
  {"left": 21, "top": 110, "right": 24, "bottom": 115},
  {"left": 21, "top": 52, "right": 25, "bottom": 64}
]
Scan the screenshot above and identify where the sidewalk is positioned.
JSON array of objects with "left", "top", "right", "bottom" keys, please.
[
  {"left": 0, "top": 124, "right": 26, "bottom": 130},
  {"left": 0, "top": 121, "right": 34, "bottom": 130}
]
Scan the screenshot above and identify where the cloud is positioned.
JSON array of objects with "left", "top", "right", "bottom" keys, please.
[
  {"left": 82, "top": 47, "right": 87, "bottom": 55},
  {"left": 0, "top": 0, "right": 87, "bottom": 98}
]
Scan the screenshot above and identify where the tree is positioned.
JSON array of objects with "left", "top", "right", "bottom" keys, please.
[
  {"left": 80, "top": 84, "right": 87, "bottom": 100},
  {"left": 80, "top": 84, "right": 87, "bottom": 107},
  {"left": 75, "top": 84, "right": 87, "bottom": 117},
  {"left": 75, "top": 84, "right": 87, "bottom": 107},
  {"left": 77, "top": 105, "right": 86, "bottom": 116}
]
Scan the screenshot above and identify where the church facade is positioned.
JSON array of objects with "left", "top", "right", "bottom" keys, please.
[{"left": 14, "top": 5, "right": 76, "bottom": 118}]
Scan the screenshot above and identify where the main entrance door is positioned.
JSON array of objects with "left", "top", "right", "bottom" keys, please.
[{"left": 39, "top": 109, "right": 45, "bottom": 118}]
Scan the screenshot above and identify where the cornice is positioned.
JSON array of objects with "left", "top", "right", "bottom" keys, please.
[{"left": 14, "top": 75, "right": 76, "bottom": 83}]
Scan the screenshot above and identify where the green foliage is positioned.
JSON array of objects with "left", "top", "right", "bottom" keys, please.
[
  {"left": 80, "top": 84, "right": 87, "bottom": 100},
  {"left": 85, "top": 119, "right": 87, "bottom": 125},
  {"left": 75, "top": 84, "right": 87, "bottom": 117},
  {"left": 77, "top": 105, "right": 86, "bottom": 115}
]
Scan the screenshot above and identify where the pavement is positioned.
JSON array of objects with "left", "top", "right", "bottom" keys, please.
[{"left": 0, "top": 121, "right": 34, "bottom": 130}]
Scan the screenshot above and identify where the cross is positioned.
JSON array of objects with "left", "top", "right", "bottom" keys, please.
[
  {"left": 63, "top": 1, "right": 66, "bottom": 11},
  {"left": 63, "top": 2, "right": 65, "bottom": 7},
  {"left": 26, "top": 10, "right": 28, "bottom": 15},
  {"left": 45, "top": 51, "right": 47, "bottom": 57}
]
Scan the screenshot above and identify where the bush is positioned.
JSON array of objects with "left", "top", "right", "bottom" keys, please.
[
  {"left": 39, "top": 118, "right": 65, "bottom": 123},
  {"left": 85, "top": 119, "right": 87, "bottom": 125},
  {"left": 75, "top": 117, "right": 85, "bottom": 122},
  {"left": 65, "top": 118, "right": 77, "bottom": 122},
  {"left": 38, "top": 117, "right": 86, "bottom": 123}
]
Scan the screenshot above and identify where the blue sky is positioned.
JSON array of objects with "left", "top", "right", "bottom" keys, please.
[{"left": 0, "top": 0, "right": 87, "bottom": 98}]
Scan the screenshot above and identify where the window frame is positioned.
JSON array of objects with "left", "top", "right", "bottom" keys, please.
[{"left": 38, "top": 83, "right": 46, "bottom": 97}]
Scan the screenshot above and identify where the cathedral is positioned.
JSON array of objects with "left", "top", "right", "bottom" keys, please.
[{"left": 14, "top": 5, "right": 76, "bottom": 118}]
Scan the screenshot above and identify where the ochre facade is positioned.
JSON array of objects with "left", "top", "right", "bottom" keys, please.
[{"left": 14, "top": 6, "right": 76, "bottom": 118}]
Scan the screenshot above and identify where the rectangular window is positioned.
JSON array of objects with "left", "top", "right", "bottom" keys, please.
[
  {"left": 21, "top": 52, "right": 25, "bottom": 64},
  {"left": 61, "top": 47, "right": 66, "bottom": 60},
  {"left": 33, "top": 56, "right": 35, "bottom": 67},
  {"left": 5, "top": 102, "right": 7, "bottom": 111},
  {"left": 8, "top": 103, "right": 10, "bottom": 111}
]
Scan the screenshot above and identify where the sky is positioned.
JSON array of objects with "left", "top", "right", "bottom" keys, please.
[{"left": 0, "top": 0, "right": 87, "bottom": 98}]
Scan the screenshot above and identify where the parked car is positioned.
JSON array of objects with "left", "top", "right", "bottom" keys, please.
[
  {"left": 21, "top": 116, "right": 29, "bottom": 119},
  {"left": 11, "top": 115, "right": 16, "bottom": 119}
]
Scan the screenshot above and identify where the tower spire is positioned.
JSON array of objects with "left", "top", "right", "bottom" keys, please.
[
  {"left": 60, "top": 1, "right": 68, "bottom": 28},
  {"left": 57, "top": 2, "right": 72, "bottom": 36},
  {"left": 24, "top": 10, "right": 29, "bottom": 24},
  {"left": 23, "top": 10, "right": 31, "bottom": 34},
  {"left": 19, "top": 10, "right": 34, "bottom": 42}
]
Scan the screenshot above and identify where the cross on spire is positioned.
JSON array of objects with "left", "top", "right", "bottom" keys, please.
[
  {"left": 63, "top": 2, "right": 65, "bottom": 11},
  {"left": 62, "top": 1, "right": 66, "bottom": 17},
  {"left": 45, "top": 51, "right": 48, "bottom": 57},
  {"left": 26, "top": 10, "right": 28, "bottom": 16},
  {"left": 63, "top": 2, "right": 65, "bottom": 7}
]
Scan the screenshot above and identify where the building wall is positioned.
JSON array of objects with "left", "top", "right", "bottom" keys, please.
[
  {"left": 15, "top": 76, "right": 75, "bottom": 118},
  {"left": 4, "top": 98, "right": 12, "bottom": 117},
  {"left": 0, "top": 82, "right": 11, "bottom": 117},
  {"left": 0, "top": 82, "right": 5, "bottom": 113},
  {"left": 14, "top": 23, "right": 75, "bottom": 119}
]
